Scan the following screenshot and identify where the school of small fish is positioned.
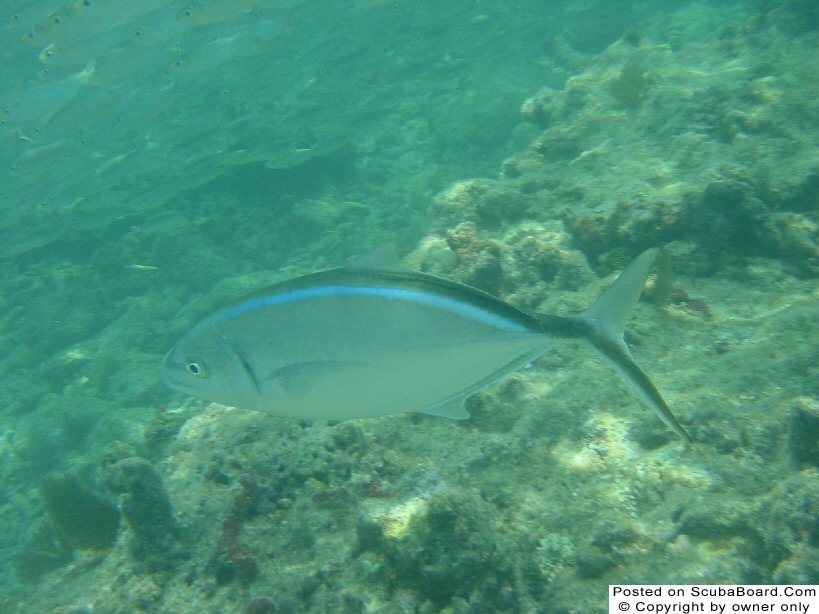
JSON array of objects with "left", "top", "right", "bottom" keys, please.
[{"left": 0, "top": 0, "right": 385, "bottom": 256}]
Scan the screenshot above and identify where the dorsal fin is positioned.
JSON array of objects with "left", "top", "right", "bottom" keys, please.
[{"left": 348, "top": 244, "right": 407, "bottom": 272}]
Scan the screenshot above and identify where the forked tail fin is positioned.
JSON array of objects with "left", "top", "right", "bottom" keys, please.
[{"left": 576, "top": 248, "right": 692, "bottom": 443}]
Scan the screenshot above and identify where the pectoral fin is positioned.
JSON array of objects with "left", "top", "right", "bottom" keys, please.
[{"left": 268, "top": 361, "right": 368, "bottom": 396}]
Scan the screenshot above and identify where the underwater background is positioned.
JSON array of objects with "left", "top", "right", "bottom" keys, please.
[{"left": 1, "top": 0, "right": 817, "bottom": 612}]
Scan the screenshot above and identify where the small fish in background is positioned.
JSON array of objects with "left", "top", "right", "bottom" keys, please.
[
  {"left": 4, "top": 59, "right": 95, "bottom": 129},
  {"left": 163, "top": 248, "right": 692, "bottom": 443}
]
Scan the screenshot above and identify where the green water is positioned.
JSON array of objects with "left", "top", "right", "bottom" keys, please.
[{"left": 1, "top": 1, "right": 816, "bottom": 612}]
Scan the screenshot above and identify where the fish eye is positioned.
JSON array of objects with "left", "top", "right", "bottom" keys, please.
[{"left": 185, "top": 359, "right": 207, "bottom": 378}]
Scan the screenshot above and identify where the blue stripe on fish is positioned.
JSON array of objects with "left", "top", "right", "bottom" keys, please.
[{"left": 217, "top": 285, "right": 532, "bottom": 333}]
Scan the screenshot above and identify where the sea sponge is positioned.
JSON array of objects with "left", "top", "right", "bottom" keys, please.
[
  {"left": 788, "top": 397, "right": 819, "bottom": 468},
  {"left": 110, "top": 457, "right": 176, "bottom": 556},
  {"left": 609, "top": 60, "right": 651, "bottom": 109},
  {"left": 39, "top": 472, "right": 120, "bottom": 550}
]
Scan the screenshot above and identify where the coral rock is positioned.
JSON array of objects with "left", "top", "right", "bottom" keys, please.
[
  {"left": 111, "top": 457, "right": 176, "bottom": 554},
  {"left": 39, "top": 472, "right": 120, "bottom": 551}
]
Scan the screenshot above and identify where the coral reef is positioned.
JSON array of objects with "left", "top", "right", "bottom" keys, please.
[
  {"left": 108, "top": 457, "right": 176, "bottom": 560},
  {"left": 445, "top": 221, "right": 505, "bottom": 293},
  {"left": 609, "top": 60, "right": 651, "bottom": 109},
  {"left": 143, "top": 406, "right": 192, "bottom": 458},
  {"left": 502, "top": 23, "right": 819, "bottom": 274},
  {"left": 2, "top": 2, "right": 817, "bottom": 612},
  {"left": 15, "top": 472, "right": 119, "bottom": 583},
  {"left": 39, "top": 472, "right": 120, "bottom": 551},
  {"left": 14, "top": 522, "right": 73, "bottom": 584},
  {"left": 246, "top": 597, "right": 279, "bottom": 614},
  {"left": 356, "top": 488, "right": 531, "bottom": 610},
  {"left": 788, "top": 397, "right": 819, "bottom": 469},
  {"left": 430, "top": 179, "right": 534, "bottom": 232},
  {"left": 212, "top": 475, "right": 260, "bottom": 585}
]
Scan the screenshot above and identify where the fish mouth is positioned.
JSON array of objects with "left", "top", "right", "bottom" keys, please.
[{"left": 162, "top": 370, "right": 194, "bottom": 393}]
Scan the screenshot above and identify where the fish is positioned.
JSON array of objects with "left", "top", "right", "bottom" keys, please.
[
  {"left": 162, "top": 247, "right": 692, "bottom": 442},
  {"left": 4, "top": 59, "right": 95, "bottom": 129}
]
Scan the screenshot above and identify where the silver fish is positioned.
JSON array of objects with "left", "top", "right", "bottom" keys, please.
[{"left": 162, "top": 248, "right": 692, "bottom": 442}]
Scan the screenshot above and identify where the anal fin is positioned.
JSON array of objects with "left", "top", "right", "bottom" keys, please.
[{"left": 418, "top": 395, "right": 471, "bottom": 420}]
